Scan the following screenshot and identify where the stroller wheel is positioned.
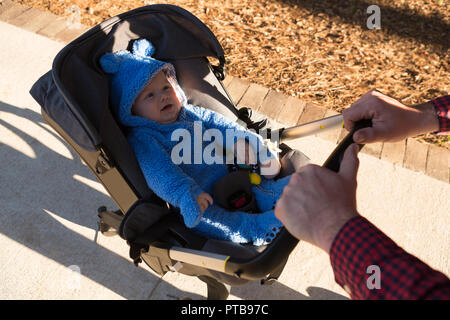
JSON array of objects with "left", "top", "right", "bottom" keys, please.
[
  {"left": 97, "top": 206, "right": 120, "bottom": 237},
  {"left": 97, "top": 206, "right": 107, "bottom": 213},
  {"left": 198, "top": 275, "right": 230, "bottom": 300},
  {"left": 96, "top": 206, "right": 122, "bottom": 237},
  {"left": 98, "top": 221, "right": 118, "bottom": 237}
]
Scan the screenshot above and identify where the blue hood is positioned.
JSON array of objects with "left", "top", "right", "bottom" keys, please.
[{"left": 100, "top": 38, "right": 186, "bottom": 128}]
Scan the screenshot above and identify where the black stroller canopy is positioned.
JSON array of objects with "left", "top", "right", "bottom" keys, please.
[{"left": 31, "top": 4, "right": 228, "bottom": 153}]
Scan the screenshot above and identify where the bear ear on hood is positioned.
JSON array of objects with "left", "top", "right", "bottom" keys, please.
[
  {"left": 99, "top": 51, "right": 130, "bottom": 74},
  {"left": 132, "top": 38, "right": 156, "bottom": 58}
]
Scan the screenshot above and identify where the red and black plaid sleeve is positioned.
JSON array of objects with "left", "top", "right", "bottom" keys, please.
[
  {"left": 329, "top": 216, "right": 450, "bottom": 299},
  {"left": 430, "top": 95, "right": 450, "bottom": 135}
]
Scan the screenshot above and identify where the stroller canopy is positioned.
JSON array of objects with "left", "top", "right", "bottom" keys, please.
[{"left": 31, "top": 4, "right": 232, "bottom": 153}]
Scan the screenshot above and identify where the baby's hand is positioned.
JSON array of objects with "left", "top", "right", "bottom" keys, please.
[
  {"left": 197, "top": 192, "right": 213, "bottom": 214},
  {"left": 234, "top": 139, "right": 257, "bottom": 165},
  {"left": 260, "top": 139, "right": 281, "bottom": 179},
  {"left": 260, "top": 158, "right": 281, "bottom": 179}
]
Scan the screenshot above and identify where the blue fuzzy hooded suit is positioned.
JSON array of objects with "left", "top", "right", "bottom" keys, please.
[{"left": 100, "top": 39, "right": 291, "bottom": 245}]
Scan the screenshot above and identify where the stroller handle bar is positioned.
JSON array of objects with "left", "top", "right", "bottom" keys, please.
[
  {"left": 274, "top": 114, "right": 344, "bottom": 142},
  {"left": 167, "top": 118, "right": 372, "bottom": 280}
]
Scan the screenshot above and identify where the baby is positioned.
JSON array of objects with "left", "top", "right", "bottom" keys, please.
[{"left": 100, "top": 39, "right": 291, "bottom": 245}]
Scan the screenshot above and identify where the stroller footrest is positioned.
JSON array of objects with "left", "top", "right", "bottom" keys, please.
[{"left": 140, "top": 242, "right": 176, "bottom": 276}]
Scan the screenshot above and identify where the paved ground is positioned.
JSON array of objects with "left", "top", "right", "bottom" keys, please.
[{"left": 0, "top": 4, "right": 449, "bottom": 300}]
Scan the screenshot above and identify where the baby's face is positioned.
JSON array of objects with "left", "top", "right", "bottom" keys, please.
[{"left": 132, "top": 71, "right": 182, "bottom": 124}]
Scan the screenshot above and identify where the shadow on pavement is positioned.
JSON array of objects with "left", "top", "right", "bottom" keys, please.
[
  {"left": 0, "top": 101, "right": 186, "bottom": 299},
  {"left": 0, "top": 101, "right": 347, "bottom": 300},
  {"left": 231, "top": 280, "right": 348, "bottom": 300}
]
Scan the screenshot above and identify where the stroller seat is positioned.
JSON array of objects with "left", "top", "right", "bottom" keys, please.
[{"left": 30, "top": 4, "right": 311, "bottom": 299}]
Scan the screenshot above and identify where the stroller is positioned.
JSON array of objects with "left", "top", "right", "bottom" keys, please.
[{"left": 30, "top": 4, "right": 368, "bottom": 299}]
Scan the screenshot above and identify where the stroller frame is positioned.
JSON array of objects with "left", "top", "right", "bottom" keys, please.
[{"left": 31, "top": 4, "right": 368, "bottom": 299}]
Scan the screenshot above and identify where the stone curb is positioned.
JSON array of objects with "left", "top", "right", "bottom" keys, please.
[
  {"left": 0, "top": 0, "right": 89, "bottom": 43},
  {"left": 1, "top": 0, "right": 448, "bottom": 183}
]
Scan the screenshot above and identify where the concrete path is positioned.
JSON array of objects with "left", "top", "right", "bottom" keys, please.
[{"left": 0, "top": 10, "right": 448, "bottom": 300}]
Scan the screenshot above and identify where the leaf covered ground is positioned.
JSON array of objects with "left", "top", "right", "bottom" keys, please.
[{"left": 15, "top": 0, "right": 449, "bottom": 147}]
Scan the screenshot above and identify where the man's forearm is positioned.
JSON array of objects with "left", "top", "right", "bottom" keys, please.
[
  {"left": 411, "top": 101, "right": 440, "bottom": 136},
  {"left": 330, "top": 216, "right": 450, "bottom": 299}
]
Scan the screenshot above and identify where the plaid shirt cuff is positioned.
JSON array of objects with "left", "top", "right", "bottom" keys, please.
[
  {"left": 430, "top": 95, "right": 450, "bottom": 135},
  {"left": 329, "top": 216, "right": 450, "bottom": 299}
]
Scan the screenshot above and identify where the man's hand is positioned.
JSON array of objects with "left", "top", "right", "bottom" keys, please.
[
  {"left": 197, "top": 192, "right": 213, "bottom": 214},
  {"left": 275, "top": 144, "right": 360, "bottom": 253},
  {"left": 343, "top": 89, "right": 440, "bottom": 143}
]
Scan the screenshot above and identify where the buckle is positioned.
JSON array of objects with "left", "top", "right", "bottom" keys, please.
[{"left": 228, "top": 191, "right": 251, "bottom": 209}]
